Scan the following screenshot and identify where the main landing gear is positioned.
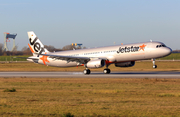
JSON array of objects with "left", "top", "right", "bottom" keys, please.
[
  {"left": 83, "top": 65, "right": 111, "bottom": 75},
  {"left": 83, "top": 68, "right": 91, "bottom": 75},
  {"left": 103, "top": 68, "right": 111, "bottom": 74},
  {"left": 103, "top": 64, "right": 111, "bottom": 74},
  {"left": 83, "top": 68, "right": 111, "bottom": 75},
  {"left": 152, "top": 58, "right": 157, "bottom": 68}
]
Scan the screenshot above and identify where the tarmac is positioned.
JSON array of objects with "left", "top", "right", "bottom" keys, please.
[{"left": 0, "top": 71, "right": 179, "bottom": 78}]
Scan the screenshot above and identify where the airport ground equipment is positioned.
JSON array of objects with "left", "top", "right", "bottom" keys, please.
[{"left": 3, "top": 32, "right": 17, "bottom": 51}]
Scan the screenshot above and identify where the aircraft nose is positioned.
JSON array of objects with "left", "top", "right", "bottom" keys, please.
[{"left": 165, "top": 47, "right": 172, "bottom": 55}]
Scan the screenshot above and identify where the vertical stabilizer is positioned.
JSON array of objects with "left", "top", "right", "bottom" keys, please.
[{"left": 27, "top": 31, "right": 49, "bottom": 56}]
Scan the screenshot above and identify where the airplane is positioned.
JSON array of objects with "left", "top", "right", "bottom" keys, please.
[{"left": 27, "top": 31, "right": 172, "bottom": 75}]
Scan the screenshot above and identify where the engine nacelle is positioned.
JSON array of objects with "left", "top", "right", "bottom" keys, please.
[
  {"left": 115, "top": 61, "right": 135, "bottom": 67},
  {"left": 86, "top": 59, "right": 105, "bottom": 68}
]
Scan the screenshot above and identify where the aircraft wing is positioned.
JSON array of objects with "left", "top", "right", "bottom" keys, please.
[{"left": 41, "top": 54, "right": 91, "bottom": 64}]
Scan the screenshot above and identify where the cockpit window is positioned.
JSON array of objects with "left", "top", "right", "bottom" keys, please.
[
  {"left": 162, "top": 44, "right": 166, "bottom": 47},
  {"left": 156, "top": 44, "right": 166, "bottom": 48}
]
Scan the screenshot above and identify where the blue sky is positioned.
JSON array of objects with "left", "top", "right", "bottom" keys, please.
[{"left": 0, "top": 0, "right": 180, "bottom": 50}]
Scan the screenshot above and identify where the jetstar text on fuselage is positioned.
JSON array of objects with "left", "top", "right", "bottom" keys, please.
[{"left": 117, "top": 44, "right": 146, "bottom": 53}]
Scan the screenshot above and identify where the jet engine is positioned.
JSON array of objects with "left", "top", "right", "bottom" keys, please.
[
  {"left": 115, "top": 61, "right": 135, "bottom": 67},
  {"left": 86, "top": 59, "right": 105, "bottom": 68}
]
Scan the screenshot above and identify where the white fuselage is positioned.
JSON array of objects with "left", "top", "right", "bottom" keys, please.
[{"left": 31, "top": 41, "right": 171, "bottom": 67}]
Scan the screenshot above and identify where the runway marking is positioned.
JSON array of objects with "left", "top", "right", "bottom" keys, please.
[{"left": 71, "top": 72, "right": 83, "bottom": 75}]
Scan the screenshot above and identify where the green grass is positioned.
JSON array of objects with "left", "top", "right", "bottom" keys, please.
[
  {"left": 157, "top": 53, "right": 180, "bottom": 60},
  {"left": 1, "top": 78, "right": 180, "bottom": 116},
  {"left": 0, "top": 55, "right": 30, "bottom": 61}
]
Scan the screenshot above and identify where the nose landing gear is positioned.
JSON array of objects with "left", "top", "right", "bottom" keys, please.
[{"left": 152, "top": 58, "right": 157, "bottom": 68}]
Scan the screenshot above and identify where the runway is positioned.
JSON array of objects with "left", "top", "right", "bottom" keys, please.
[{"left": 0, "top": 71, "right": 180, "bottom": 78}]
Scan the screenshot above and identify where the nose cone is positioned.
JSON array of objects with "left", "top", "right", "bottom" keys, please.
[
  {"left": 167, "top": 47, "right": 172, "bottom": 55},
  {"left": 163, "top": 47, "right": 172, "bottom": 56}
]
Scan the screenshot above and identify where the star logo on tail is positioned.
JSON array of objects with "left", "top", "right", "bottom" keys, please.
[
  {"left": 139, "top": 44, "right": 146, "bottom": 51},
  {"left": 40, "top": 53, "right": 50, "bottom": 65}
]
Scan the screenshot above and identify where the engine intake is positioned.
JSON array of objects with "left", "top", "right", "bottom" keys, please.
[
  {"left": 87, "top": 59, "right": 105, "bottom": 68},
  {"left": 115, "top": 61, "right": 135, "bottom": 67}
]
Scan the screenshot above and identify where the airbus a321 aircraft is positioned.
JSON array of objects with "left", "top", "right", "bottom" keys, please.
[{"left": 27, "top": 31, "right": 172, "bottom": 75}]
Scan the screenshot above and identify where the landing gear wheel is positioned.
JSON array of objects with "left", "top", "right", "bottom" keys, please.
[
  {"left": 152, "top": 58, "right": 157, "bottom": 69},
  {"left": 153, "top": 65, "right": 157, "bottom": 69},
  {"left": 83, "top": 69, "right": 91, "bottom": 75},
  {"left": 103, "top": 68, "right": 111, "bottom": 74}
]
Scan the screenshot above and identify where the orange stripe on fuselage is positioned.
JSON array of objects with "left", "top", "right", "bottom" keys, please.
[
  {"left": 105, "top": 60, "right": 114, "bottom": 65},
  {"left": 28, "top": 43, "right": 34, "bottom": 53}
]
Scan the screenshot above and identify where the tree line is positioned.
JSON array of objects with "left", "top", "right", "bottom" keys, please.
[{"left": 0, "top": 43, "right": 86, "bottom": 56}]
